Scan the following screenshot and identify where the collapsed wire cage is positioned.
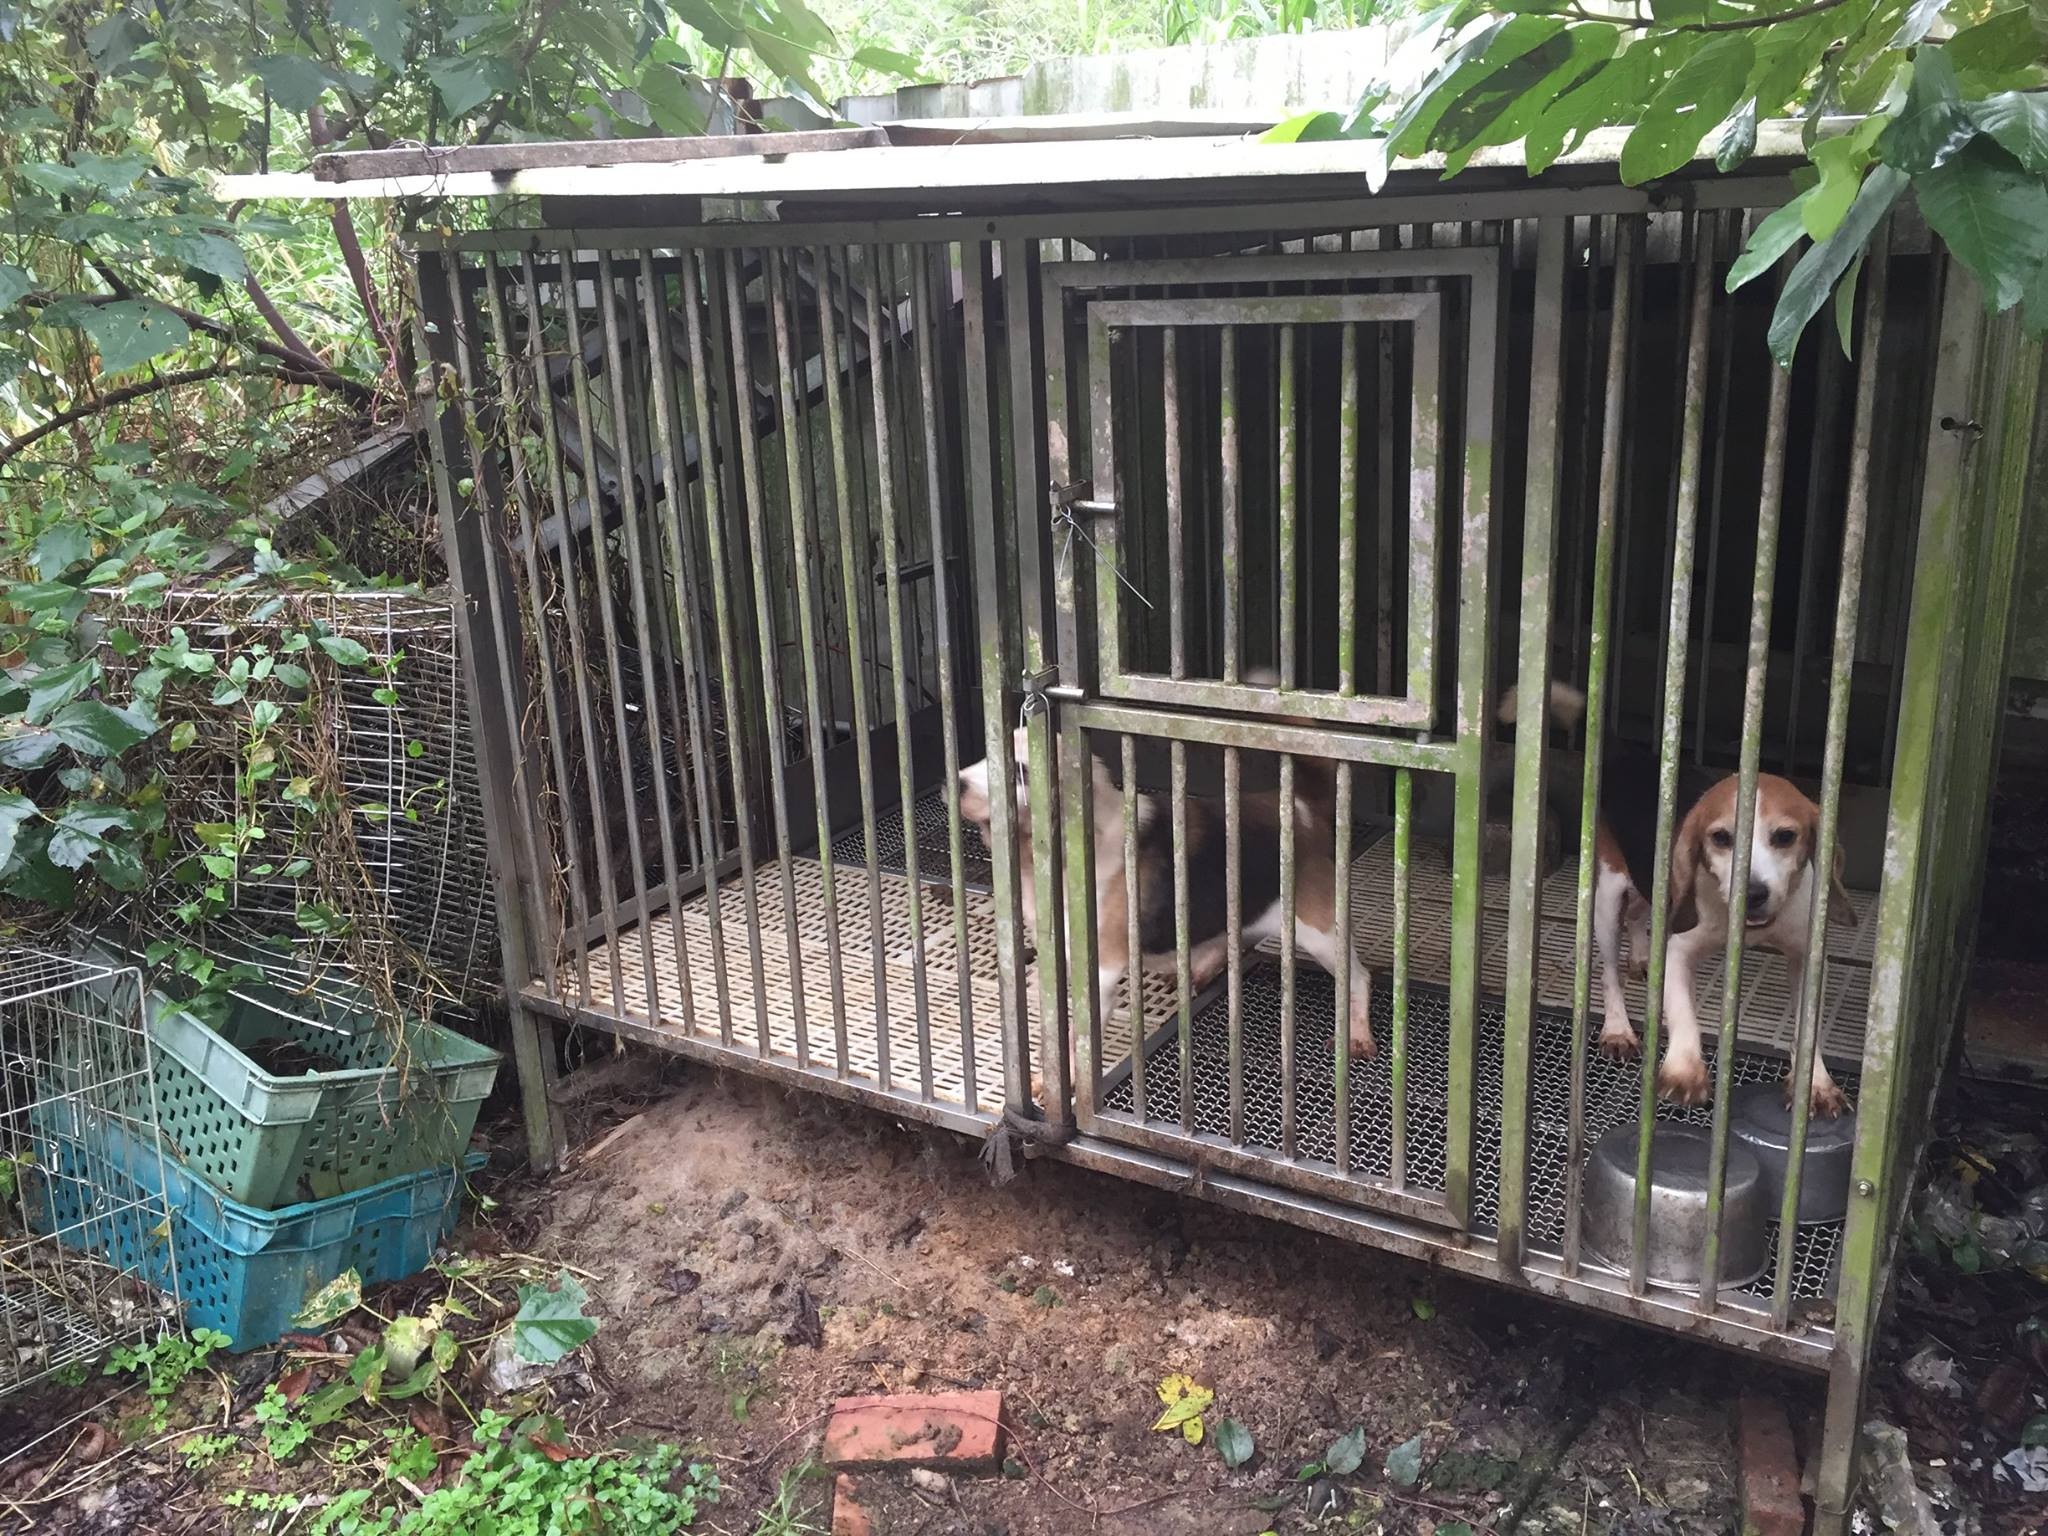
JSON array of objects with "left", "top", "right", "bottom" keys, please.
[
  {"left": 245, "top": 118, "right": 2043, "bottom": 1535},
  {"left": 0, "top": 951, "right": 179, "bottom": 1415},
  {"left": 94, "top": 587, "right": 500, "bottom": 1004}
]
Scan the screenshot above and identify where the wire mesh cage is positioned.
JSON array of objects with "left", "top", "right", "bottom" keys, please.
[
  {"left": 95, "top": 588, "right": 500, "bottom": 1002},
  {"left": 0, "top": 950, "right": 179, "bottom": 1403}
]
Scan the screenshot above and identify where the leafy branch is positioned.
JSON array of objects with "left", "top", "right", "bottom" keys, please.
[{"left": 1271, "top": 0, "right": 2048, "bottom": 363}]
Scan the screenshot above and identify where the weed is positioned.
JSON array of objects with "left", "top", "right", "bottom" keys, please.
[
  {"left": 306, "top": 1411, "right": 718, "bottom": 1536},
  {"left": 104, "top": 1329, "right": 230, "bottom": 1433},
  {"left": 178, "top": 1432, "right": 239, "bottom": 1471},
  {"left": 751, "top": 1458, "right": 828, "bottom": 1536}
]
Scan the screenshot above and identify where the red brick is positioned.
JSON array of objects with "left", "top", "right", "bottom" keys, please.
[
  {"left": 822, "top": 1389, "right": 1006, "bottom": 1471},
  {"left": 1736, "top": 1394, "right": 1807, "bottom": 1536},
  {"left": 830, "top": 1474, "right": 871, "bottom": 1536}
]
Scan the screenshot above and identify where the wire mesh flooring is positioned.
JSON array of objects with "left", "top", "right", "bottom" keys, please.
[{"left": 1098, "top": 973, "right": 1848, "bottom": 1302}]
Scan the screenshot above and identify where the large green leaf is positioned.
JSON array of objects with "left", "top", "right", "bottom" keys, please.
[
  {"left": 73, "top": 300, "right": 190, "bottom": 374},
  {"left": 1768, "top": 164, "right": 1909, "bottom": 366},
  {"left": 1264, "top": 111, "right": 1350, "bottom": 143},
  {"left": 1438, "top": 26, "right": 1617, "bottom": 173},
  {"left": 1969, "top": 90, "right": 2048, "bottom": 171},
  {"left": 333, "top": 0, "right": 412, "bottom": 73},
  {"left": 0, "top": 263, "right": 32, "bottom": 310},
  {"left": 1946, "top": 7, "right": 2041, "bottom": 87},
  {"left": 636, "top": 62, "right": 712, "bottom": 136},
  {"left": 45, "top": 699, "right": 153, "bottom": 758},
  {"left": 1387, "top": 16, "right": 1559, "bottom": 161},
  {"left": 1805, "top": 135, "right": 1870, "bottom": 238},
  {"left": 512, "top": 1272, "right": 599, "bottom": 1364},
  {"left": 425, "top": 56, "right": 514, "bottom": 118},
  {"left": 1524, "top": 44, "right": 1650, "bottom": 175},
  {"left": 852, "top": 44, "right": 921, "bottom": 80},
  {"left": 1620, "top": 35, "right": 1755, "bottom": 185},
  {"left": 46, "top": 803, "right": 132, "bottom": 870},
  {"left": 1914, "top": 138, "right": 2048, "bottom": 309},
  {"left": 1729, "top": 192, "right": 1817, "bottom": 293},
  {"left": 1878, "top": 49, "right": 1977, "bottom": 172},
  {"left": 1892, "top": 0, "right": 1952, "bottom": 47},
  {"left": 22, "top": 657, "right": 100, "bottom": 725},
  {"left": 1716, "top": 97, "right": 1759, "bottom": 171},
  {"left": 0, "top": 793, "right": 37, "bottom": 873},
  {"left": 253, "top": 55, "right": 342, "bottom": 112}
]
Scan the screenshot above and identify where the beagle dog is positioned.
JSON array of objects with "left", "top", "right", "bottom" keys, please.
[
  {"left": 1506, "top": 684, "right": 1857, "bottom": 1117},
  {"left": 956, "top": 686, "right": 1374, "bottom": 1067}
]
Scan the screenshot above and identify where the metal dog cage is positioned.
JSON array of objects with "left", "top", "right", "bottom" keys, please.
[{"left": 235, "top": 120, "right": 2042, "bottom": 1531}]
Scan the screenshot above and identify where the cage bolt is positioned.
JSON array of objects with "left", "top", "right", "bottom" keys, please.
[
  {"left": 1855, "top": 1179, "right": 1875, "bottom": 1197},
  {"left": 1939, "top": 416, "right": 1984, "bottom": 438}
]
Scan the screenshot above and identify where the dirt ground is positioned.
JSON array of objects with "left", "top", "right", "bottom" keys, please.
[
  {"left": 5, "top": 1054, "right": 2043, "bottom": 1535},
  {"left": 470, "top": 1058, "right": 1770, "bottom": 1535}
]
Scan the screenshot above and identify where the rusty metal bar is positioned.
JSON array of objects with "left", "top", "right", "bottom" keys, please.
[
  {"left": 1171, "top": 739, "right": 1193, "bottom": 1135},
  {"left": 1220, "top": 323, "right": 1240, "bottom": 683},
  {"left": 1390, "top": 766, "right": 1412, "bottom": 1191},
  {"left": 769, "top": 246, "right": 850, "bottom": 1069},
  {"left": 1631, "top": 214, "right": 1718, "bottom": 1295},
  {"left": 558, "top": 252, "right": 664, "bottom": 1023},
  {"left": 1166, "top": 327, "right": 1186, "bottom": 681},
  {"left": 1699, "top": 262, "right": 1793, "bottom": 1309},
  {"left": 1123, "top": 733, "right": 1147, "bottom": 1125},
  {"left": 1339, "top": 323, "right": 1359, "bottom": 697},
  {"left": 1332, "top": 758, "right": 1355, "bottom": 1176},
  {"left": 1225, "top": 742, "right": 1244, "bottom": 1144},
  {"left": 1564, "top": 214, "right": 1639, "bottom": 1275},
  {"left": 1778, "top": 232, "right": 1889, "bottom": 1326},
  {"left": 481, "top": 252, "right": 588, "bottom": 1006},
  {"left": 909, "top": 243, "right": 978, "bottom": 1110},
  {"left": 720, "top": 249, "right": 809, "bottom": 1063}
]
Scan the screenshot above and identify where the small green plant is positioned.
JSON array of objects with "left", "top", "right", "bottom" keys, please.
[
  {"left": 178, "top": 1431, "right": 240, "bottom": 1471},
  {"left": 751, "top": 1459, "right": 828, "bottom": 1536},
  {"left": 256, "top": 1383, "right": 315, "bottom": 1462},
  {"left": 104, "top": 1328, "right": 230, "bottom": 1432},
  {"left": 306, "top": 1411, "right": 718, "bottom": 1536}
]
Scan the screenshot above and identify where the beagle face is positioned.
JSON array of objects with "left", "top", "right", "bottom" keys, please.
[{"left": 1678, "top": 773, "right": 1820, "bottom": 928}]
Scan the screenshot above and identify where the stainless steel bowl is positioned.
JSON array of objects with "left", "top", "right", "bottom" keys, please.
[
  {"left": 1730, "top": 1081, "right": 1857, "bottom": 1225},
  {"left": 1582, "top": 1123, "right": 1770, "bottom": 1290}
]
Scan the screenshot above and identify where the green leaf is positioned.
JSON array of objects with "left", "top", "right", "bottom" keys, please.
[
  {"left": 1620, "top": 35, "right": 1755, "bottom": 186},
  {"left": 168, "top": 721, "right": 197, "bottom": 752},
  {"left": 0, "top": 264, "right": 30, "bottom": 310},
  {"left": 425, "top": 55, "right": 513, "bottom": 118},
  {"left": 0, "top": 730, "right": 60, "bottom": 771},
  {"left": 1729, "top": 190, "right": 1816, "bottom": 292},
  {"left": 1383, "top": 1431, "right": 1424, "bottom": 1487},
  {"left": 1325, "top": 1426, "right": 1366, "bottom": 1476},
  {"left": 273, "top": 662, "right": 311, "bottom": 690},
  {"left": 333, "top": 0, "right": 413, "bottom": 72},
  {"left": 382, "top": 1313, "right": 439, "bottom": 1376},
  {"left": 1805, "top": 134, "right": 1873, "bottom": 239},
  {"left": 2022, "top": 1412, "right": 2048, "bottom": 1447},
  {"left": 1524, "top": 45, "right": 1648, "bottom": 176},
  {"left": 293, "top": 1269, "right": 364, "bottom": 1329},
  {"left": 0, "top": 792, "right": 38, "bottom": 871},
  {"left": 1915, "top": 138, "right": 2048, "bottom": 310},
  {"left": 46, "top": 804, "right": 131, "bottom": 869},
  {"left": 33, "top": 525, "right": 92, "bottom": 578},
  {"left": 73, "top": 301, "right": 190, "bottom": 375},
  {"left": 852, "top": 44, "right": 921, "bottom": 79},
  {"left": 1834, "top": 247, "right": 1867, "bottom": 359},
  {"left": 1716, "top": 98, "right": 1758, "bottom": 172},
  {"left": 742, "top": 26, "right": 828, "bottom": 107},
  {"left": 1969, "top": 90, "right": 2048, "bottom": 171},
  {"left": 1264, "top": 110, "right": 1349, "bottom": 143},
  {"left": 1388, "top": 16, "right": 1563, "bottom": 162},
  {"left": 23, "top": 658, "right": 100, "bottom": 725},
  {"left": 315, "top": 633, "right": 371, "bottom": 667},
  {"left": 636, "top": 63, "right": 712, "bottom": 136},
  {"left": 512, "top": 1272, "right": 599, "bottom": 1363},
  {"left": 1438, "top": 27, "right": 1616, "bottom": 174},
  {"left": 46, "top": 700, "right": 152, "bottom": 758},
  {"left": 1215, "top": 1418, "right": 1255, "bottom": 1470},
  {"left": 1878, "top": 50, "right": 1977, "bottom": 173},
  {"left": 1891, "top": 0, "right": 1951, "bottom": 48},
  {"left": 253, "top": 55, "right": 342, "bottom": 112},
  {"left": 1769, "top": 164, "right": 1909, "bottom": 366},
  {"left": 1946, "top": 8, "right": 2039, "bottom": 86}
]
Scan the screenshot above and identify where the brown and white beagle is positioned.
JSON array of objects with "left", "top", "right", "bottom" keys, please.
[{"left": 956, "top": 679, "right": 1374, "bottom": 1069}]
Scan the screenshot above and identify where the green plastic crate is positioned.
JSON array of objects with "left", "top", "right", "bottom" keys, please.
[{"left": 143, "top": 981, "right": 501, "bottom": 1209}]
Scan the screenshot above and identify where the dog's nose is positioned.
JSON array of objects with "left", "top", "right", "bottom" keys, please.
[{"left": 1746, "top": 880, "right": 1771, "bottom": 911}]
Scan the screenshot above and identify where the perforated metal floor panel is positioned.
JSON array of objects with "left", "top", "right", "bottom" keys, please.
[
  {"left": 1100, "top": 972, "right": 1847, "bottom": 1302},
  {"left": 829, "top": 788, "right": 992, "bottom": 891}
]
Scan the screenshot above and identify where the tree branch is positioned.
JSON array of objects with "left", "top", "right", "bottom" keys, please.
[
  {"left": 473, "top": 0, "right": 573, "bottom": 145},
  {"left": 308, "top": 104, "right": 399, "bottom": 381},
  {"left": 37, "top": 282, "right": 374, "bottom": 402},
  {"left": 0, "top": 362, "right": 339, "bottom": 468}
]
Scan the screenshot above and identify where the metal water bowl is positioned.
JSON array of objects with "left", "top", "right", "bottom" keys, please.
[
  {"left": 1730, "top": 1081, "right": 1858, "bottom": 1225},
  {"left": 1582, "top": 1123, "right": 1770, "bottom": 1290}
]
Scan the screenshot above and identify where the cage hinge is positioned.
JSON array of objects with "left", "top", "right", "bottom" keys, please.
[{"left": 1050, "top": 479, "right": 1116, "bottom": 520}]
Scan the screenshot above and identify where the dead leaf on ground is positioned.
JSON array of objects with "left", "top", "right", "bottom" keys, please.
[
  {"left": 71, "top": 1424, "right": 110, "bottom": 1464},
  {"left": 784, "top": 1285, "right": 824, "bottom": 1349},
  {"left": 276, "top": 1367, "right": 313, "bottom": 1402}
]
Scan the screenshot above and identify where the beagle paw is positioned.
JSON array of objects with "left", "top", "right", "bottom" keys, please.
[
  {"left": 1786, "top": 1074, "right": 1848, "bottom": 1120},
  {"left": 1596, "top": 1022, "right": 1640, "bottom": 1061},
  {"left": 1346, "top": 1019, "right": 1377, "bottom": 1061},
  {"left": 1656, "top": 1051, "right": 1712, "bottom": 1106}
]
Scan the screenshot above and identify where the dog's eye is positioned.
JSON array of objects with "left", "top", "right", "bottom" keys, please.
[
  {"left": 1709, "top": 828, "right": 1734, "bottom": 851},
  {"left": 1769, "top": 827, "right": 1798, "bottom": 849}
]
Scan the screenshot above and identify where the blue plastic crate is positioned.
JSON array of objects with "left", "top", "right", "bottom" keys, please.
[{"left": 32, "top": 1102, "right": 483, "bottom": 1351}]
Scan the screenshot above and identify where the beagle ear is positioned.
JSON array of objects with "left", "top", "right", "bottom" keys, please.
[
  {"left": 1829, "top": 842, "right": 1861, "bottom": 928},
  {"left": 1668, "top": 802, "right": 1704, "bottom": 933}
]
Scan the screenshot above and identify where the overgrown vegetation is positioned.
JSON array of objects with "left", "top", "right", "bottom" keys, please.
[{"left": 1274, "top": 0, "right": 2048, "bottom": 359}]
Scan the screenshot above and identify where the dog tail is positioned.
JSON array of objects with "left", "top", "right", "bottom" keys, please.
[
  {"left": 1243, "top": 667, "right": 1340, "bottom": 825},
  {"left": 1496, "top": 680, "right": 1587, "bottom": 731}
]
